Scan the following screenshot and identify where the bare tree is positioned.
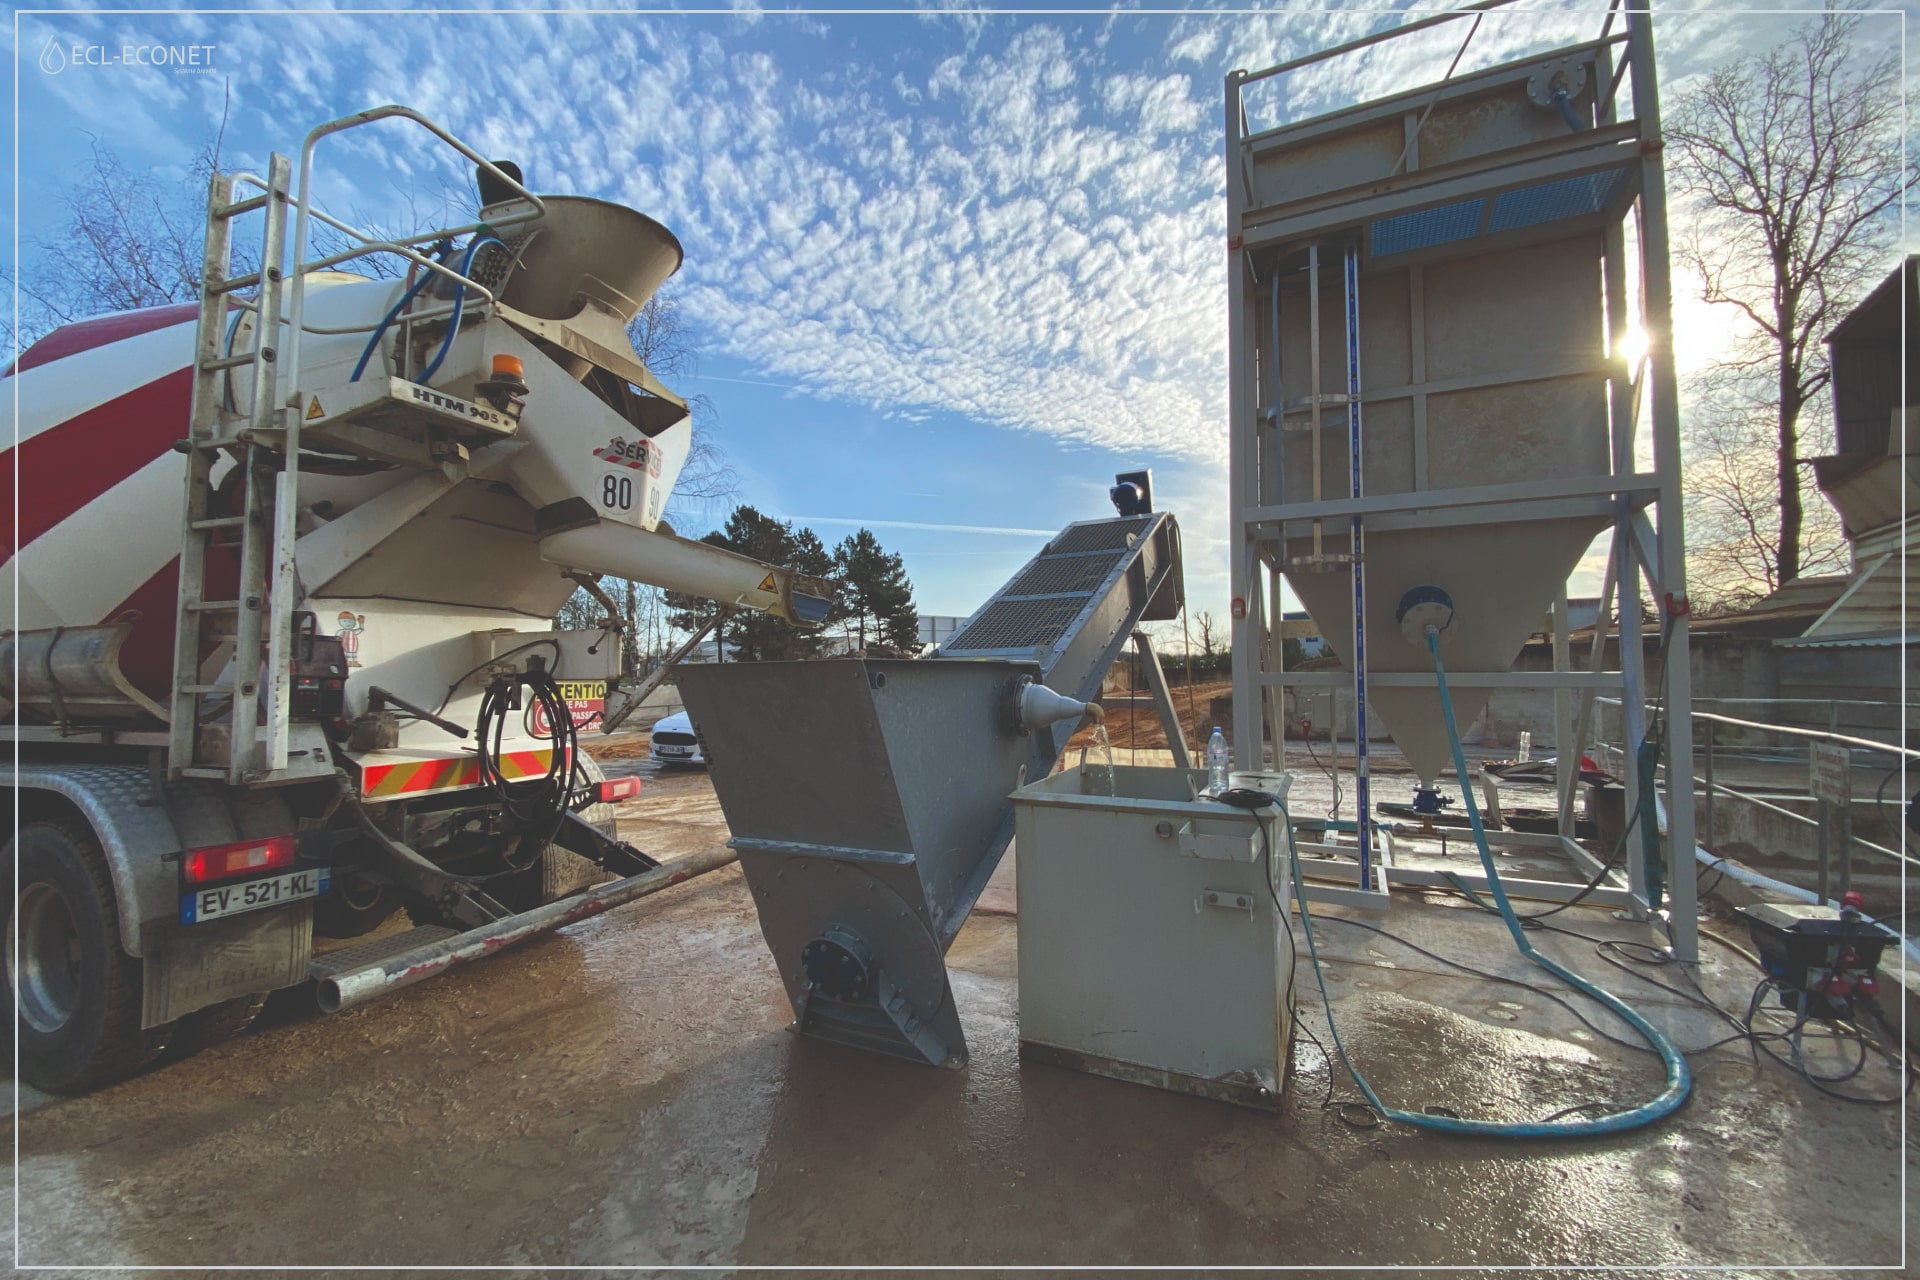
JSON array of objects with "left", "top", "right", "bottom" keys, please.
[
  {"left": 10, "top": 139, "right": 210, "bottom": 338},
  {"left": 1194, "top": 610, "right": 1218, "bottom": 658},
  {"left": 1667, "top": 9, "right": 1906, "bottom": 589},
  {"left": 1683, "top": 368, "right": 1848, "bottom": 609},
  {"left": 7, "top": 102, "right": 438, "bottom": 354},
  {"left": 626, "top": 291, "right": 736, "bottom": 520}
]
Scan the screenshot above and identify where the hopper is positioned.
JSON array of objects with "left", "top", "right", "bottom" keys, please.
[{"left": 676, "top": 658, "right": 1056, "bottom": 1067}]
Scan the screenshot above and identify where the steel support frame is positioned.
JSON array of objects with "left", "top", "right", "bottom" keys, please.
[{"left": 1225, "top": 12, "right": 1697, "bottom": 959}]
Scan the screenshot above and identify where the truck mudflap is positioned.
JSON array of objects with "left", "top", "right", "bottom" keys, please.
[
  {"left": 142, "top": 902, "right": 313, "bottom": 1029},
  {"left": 312, "top": 844, "right": 737, "bottom": 1013}
]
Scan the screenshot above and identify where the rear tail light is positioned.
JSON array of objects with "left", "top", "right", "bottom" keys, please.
[
  {"left": 183, "top": 834, "right": 296, "bottom": 884},
  {"left": 597, "top": 777, "right": 642, "bottom": 803}
]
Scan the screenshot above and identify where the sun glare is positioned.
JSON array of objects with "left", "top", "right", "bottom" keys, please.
[{"left": 1617, "top": 322, "right": 1650, "bottom": 369}]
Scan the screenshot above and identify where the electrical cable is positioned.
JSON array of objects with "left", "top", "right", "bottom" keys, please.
[
  {"left": 1284, "top": 628, "right": 1691, "bottom": 1137},
  {"left": 1535, "top": 913, "right": 1912, "bottom": 1101},
  {"left": 1872, "top": 767, "right": 1918, "bottom": 858},
  {"left": 1500, "top": 618, "right": 1675, "bottom": 923},
  {"left": 1214, "top": 786, "right": 1389, "bottom": 1127},
  {"left": 1302, "top": 733, "right": 1343, "bottom": 820},
  {"left": 434, "top": 638, "right": 561, "bottom": 717},
  {"left": 1303, "top": 909, "right": 1762, "bottom": 1060}
]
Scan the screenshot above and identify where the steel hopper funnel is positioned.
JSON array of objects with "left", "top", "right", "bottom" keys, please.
[
  {"left": 674, "top": 658, "right": 1070, "bottom": 1067},
  {"left": 1286, "top": 516, "right": 1604, "bottom": 784},
  {"left": 482, "top": 194, "right": 684, "bottom": 325}
]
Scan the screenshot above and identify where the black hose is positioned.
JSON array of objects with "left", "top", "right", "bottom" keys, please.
[{"left": 474, "top": 665, "right": 587, "bottom": 871}]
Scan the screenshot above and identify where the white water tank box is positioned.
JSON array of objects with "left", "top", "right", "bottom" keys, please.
[{"left": 1011, "top": 764, "right": 1295, "bottom": 1110}]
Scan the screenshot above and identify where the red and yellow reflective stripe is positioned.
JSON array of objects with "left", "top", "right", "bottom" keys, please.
[{"left": 358, "top": 748, "right": 558, "bottom": 799}]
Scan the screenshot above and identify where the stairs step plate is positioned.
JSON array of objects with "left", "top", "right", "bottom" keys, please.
[{"left": 309, "top": 925, "right": 458, "bottom": 979}]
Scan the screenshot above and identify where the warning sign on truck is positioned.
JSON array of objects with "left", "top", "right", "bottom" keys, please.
[{"left": 527, "top": 680, "right": 608, "bottom": 737}]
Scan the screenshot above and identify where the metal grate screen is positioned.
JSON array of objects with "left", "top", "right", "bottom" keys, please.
[
  {"left": 1004, "top": 555, "right": 1120, "bottom": 599},
  {"left": 943, "top": 597, "right": 1089, "bottom": 653},
  {"left": 942, "top": 516, "right": 1158, "bottom": 656},
  {"left": 1047, "top": 516, "right": 1152, "bottom": 555}
]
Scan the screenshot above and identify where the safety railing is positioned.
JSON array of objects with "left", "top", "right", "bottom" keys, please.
[
  {"left": 201, "top": 105, "right": 547, "bottom": 776},
  {"left": 1593, "top": 697, "right": 1917, "bottom": 905}
]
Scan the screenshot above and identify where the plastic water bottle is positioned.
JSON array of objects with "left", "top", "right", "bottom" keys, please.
[{"left": 1206, "top": 726, "right": 1230, "bottom": 795}]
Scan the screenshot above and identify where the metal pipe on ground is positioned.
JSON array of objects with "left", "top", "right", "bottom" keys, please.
[{"left": 316, "top": 845, "right": 738, "bottom": 1013}]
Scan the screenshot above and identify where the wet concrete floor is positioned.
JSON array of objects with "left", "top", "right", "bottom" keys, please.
[{"left": 5, "top": 755, "right": 1912, "bottom": 1272}]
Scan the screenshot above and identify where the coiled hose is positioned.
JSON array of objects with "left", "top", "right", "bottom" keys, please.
[
  {"left": 475, "top": 666, "right": 585, "bottom": 872},
  {"left": 1285, "top": 627, "right": 1691, "bottom": 1137}
]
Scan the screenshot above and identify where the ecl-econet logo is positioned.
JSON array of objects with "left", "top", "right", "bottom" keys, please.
[{"left": 39, "top": 35, "right": 216, "bottom": 74}]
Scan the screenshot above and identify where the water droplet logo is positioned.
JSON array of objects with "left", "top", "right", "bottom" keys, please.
[{"left": 40, "top": 37, "right": 67, "bottom": 75}]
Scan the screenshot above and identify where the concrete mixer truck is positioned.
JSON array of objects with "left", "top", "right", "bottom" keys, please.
[{"left": 3, "top": 106, "right": 831, "bottom": 1092}]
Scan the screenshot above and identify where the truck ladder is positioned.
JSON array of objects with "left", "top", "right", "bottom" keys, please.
[{"left": 168, "top": 154, "right": 295, "bottom": 783}]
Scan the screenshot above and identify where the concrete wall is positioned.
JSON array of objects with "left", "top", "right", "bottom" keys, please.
[{"left": 1236, "top": 631, "right": 1909, "bottom": 768}]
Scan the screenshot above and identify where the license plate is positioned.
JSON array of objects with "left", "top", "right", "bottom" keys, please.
[
  {"left": 182, "top": 868, "right": 329, "bottom": 924},
  {"left": 656, "top": 744, "right": 692, "bottom": 756}
]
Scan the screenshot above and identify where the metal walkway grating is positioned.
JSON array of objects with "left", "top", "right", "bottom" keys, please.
[
  {"left": 1369, "top": 166, "right": 1632, "bottom": 258},
  {"left": 1487, "top": 167, "right": 1628, "bottom": 233},
  {"left": 1369, "top": 197, "right": 1484, "bottom": 257}
]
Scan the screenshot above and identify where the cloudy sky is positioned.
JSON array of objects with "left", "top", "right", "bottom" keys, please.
[{"left": 6, "top": 2, "right": 1911, "bottom": 622}]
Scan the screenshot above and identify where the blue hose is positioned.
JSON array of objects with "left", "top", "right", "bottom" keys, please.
[
  {"left": 415, "top": 235, "right": 505, "bottom": 386},
  {"left": 1552, "top": 88, "right": 1587, "bottom": 132},
  {"left": 347, "top": 235, "right": 464, "bottom": 384},
  {"left": 1285, "top": 628, "right": 1690, "bottom": 1137},
  {"left": 349, "top": 270, "right": 435, "bottom": 383}
]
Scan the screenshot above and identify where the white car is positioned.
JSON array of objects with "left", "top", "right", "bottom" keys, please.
[{"left": 649, "top": 710, "right": 706, "bottom": 766}]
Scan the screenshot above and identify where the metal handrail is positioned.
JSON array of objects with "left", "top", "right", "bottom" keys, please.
[
  {"left": 1233, "top": 0, "right": 1525, "bottom": 92},
  {"left": 1591, "top": 698, "right": 1918, "bottom": 877},
  {"left": 1688, "top": 709, "right": 1917, "bottom": 761},
  {"left": 253, "top": 105, "right": 546, "bottom": 777},
  {"left": 1598, "top": 697, "right": 1918, "bottom": 759}
]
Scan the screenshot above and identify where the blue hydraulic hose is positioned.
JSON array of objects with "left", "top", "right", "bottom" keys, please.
[
  {"left": 1285, "top": 629, "right": 1691, "bottom": 1137},
  {"left": 349, "top": 270, "right": 436, "bottom": 383},
  {"left": 415, "top": 235, "right": 505, "bottom": 386}
]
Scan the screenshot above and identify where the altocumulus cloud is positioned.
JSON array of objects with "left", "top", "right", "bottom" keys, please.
[{"left": 42, "top": 3, "right": 1784, "bottom": 473}]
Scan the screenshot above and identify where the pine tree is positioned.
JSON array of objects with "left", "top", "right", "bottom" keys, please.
[
  {"left": 833, "top": 529, "right": 918, "bottom": 655},
  {"left": 664, "top": 506, "right": 834, "bottom": 661}
]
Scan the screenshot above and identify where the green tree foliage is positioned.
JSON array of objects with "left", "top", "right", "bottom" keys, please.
[
  {"left": 833, "top": 529, "right": 919, "bottom": 654},
  {"left": 664, "top": 506, "right": 833, "bottom": 661}
]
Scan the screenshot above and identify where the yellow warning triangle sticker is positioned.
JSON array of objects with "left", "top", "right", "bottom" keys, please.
[
  {"left": 306, "top": 397, "right": 325, "bottom": 421},
  {"left": 757, "top": 573, "right": 777, "bottom": 592}
]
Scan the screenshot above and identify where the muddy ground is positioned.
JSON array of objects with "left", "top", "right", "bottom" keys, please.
[{"left": 5, "top": 743, "right": 1913, "bottom": 1273}]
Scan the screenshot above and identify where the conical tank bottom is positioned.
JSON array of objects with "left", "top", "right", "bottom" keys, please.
[{"left": 1285, "top": 515, "right": 1604, "bottom": 784}]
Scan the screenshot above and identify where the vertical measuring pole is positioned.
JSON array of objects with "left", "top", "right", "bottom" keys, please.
[{"left": 1344, "top": 242, "right": 1371, "bottom": 885}]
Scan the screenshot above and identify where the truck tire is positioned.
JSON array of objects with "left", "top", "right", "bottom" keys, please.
[
  {"left": 165, "top": 991, "right": 270, "bottom": 1059},
  {"left": 6, "top": 819, "right": 172, "bottom": 1093},
  {"left": 313, "top": 876, "right": 398, "bottom": 939}
]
